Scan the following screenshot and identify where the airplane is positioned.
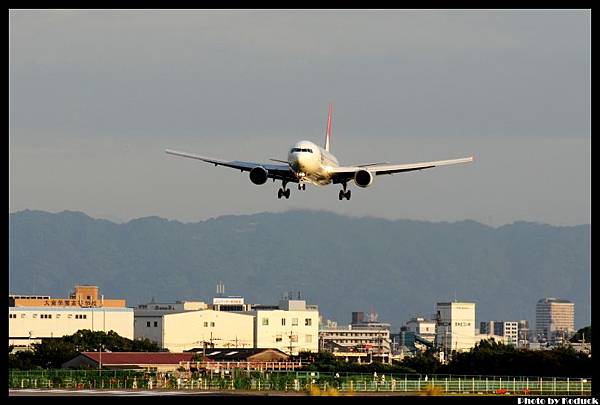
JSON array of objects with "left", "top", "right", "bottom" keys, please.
[{"left": 165, "top": 104, "right": 474, "bottom": 200}]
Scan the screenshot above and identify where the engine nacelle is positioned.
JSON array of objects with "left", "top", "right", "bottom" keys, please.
[
  {"left": 249, "top": 166, "right": 269, "bottom": 185},
  {"left": 354, "top": 169, "right": 374, "bottom": 188}
]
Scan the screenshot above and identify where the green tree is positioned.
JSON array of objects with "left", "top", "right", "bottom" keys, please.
[
  {"left": 9, "top": 349, "right": 38, "bottom": 370},
  {"left": 399, "top": 349, "right": 441, "bottom": 374},
  {"left": 31, "top": 338, "right": 78, "bottom": 369},
  {"left": 438, "top": 338, "right": 593, "bottom": 377},
  {"left": 570, "top": 326, "right": 591, "bottom": 343}
]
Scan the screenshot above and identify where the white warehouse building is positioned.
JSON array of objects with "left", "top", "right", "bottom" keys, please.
[
  {"left": 9, "top": 286, "right": 133, "bottom": 348},
  {"left": 134, "top": 296, "right": 319, "bottom": 355}
]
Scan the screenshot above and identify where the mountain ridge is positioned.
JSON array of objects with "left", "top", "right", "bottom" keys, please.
[{"left": 9, "top": 209, "right": 591, "bottom": 331}]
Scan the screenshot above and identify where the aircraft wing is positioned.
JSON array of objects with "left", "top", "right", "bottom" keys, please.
[
  {"left": 165, "top": 149, "right": 298, "bottom": 183},
  {"left": 329, "top": 156, "right": 474, "bottom": 184}
]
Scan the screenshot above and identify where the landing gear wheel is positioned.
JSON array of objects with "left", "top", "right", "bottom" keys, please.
[
  {"left": 345, "top": 190, "right": 351, "bottom": 200},
  {"left": 339, "top": 190, "right": 344, "bottom": 200},
  {"left": 278, "top": 189, "right": 283, "bottom": 199},
  {"left": 284, "top": 189, "right": 291, "bottom": 199},
  {"left": 302, "top": 184, "right": 306, "bottom": 190}
]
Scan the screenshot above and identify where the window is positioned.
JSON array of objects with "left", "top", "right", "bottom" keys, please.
[
  {"left": 262, "top": 317, "right": 269, "bottom": 326},
  {"left": 305, "top": 318, "right": 312, "bottom": 326},
  {"left": 275, "top": 334, "right": 283, "bottom": 342},
  {"left": 21, "top": 314, "right": 26, "bottom": 318},
  {"left": 291, "top": 335, "right": 298, "bottom": 343},
  {"left": 281, "top": 318, "right": 286, "bottom": 326},
  {"left": 292, "top": 318, "right": 298, "bottom": 326},
  {"left": 210, "top": 322, "right": 215, "bottom": 327},
  {"left": 33, "top": 314, "right": 37, "bottom": 319},
  {"left": 9, "top": 314, "right": 16, "bottom": 319},
  {"left": 290, "top": 148, "right": 313, "bottom": 153},
  {"left": 56, "top": 314, "right": 61, "bottom": 319},
  {"left": 147, "top": 321, "right": 151, "bottom": 327},
  {"left": 83, "top": 314, "right": 87, "bottom": 319},
  {"left": 154, "top": 321, "right": 158, "bottom": 327},
  {"left": 305, "top": 335, "right": 312, "bottom": 343},
  {"left": 203, "top": 322, "right": 208, "bottom": 327},
  {"left": 67, "top": 314, "right": 72, "bottom": 319}
]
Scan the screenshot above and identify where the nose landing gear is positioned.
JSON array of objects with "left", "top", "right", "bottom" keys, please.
[{"left": 298, "top": 183, "right": 306, "bottom": 191}]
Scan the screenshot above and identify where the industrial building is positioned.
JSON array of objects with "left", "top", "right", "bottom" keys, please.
[
  {"left": 535, "top": 297, "right": 575, "bottom": 344},
  {"left": 133, "top": 295, "right": 319, "bottom": 355},
  {"left": 9, "top": 285, "right": 133, "bottom": 348},
  {"left": 434, "top": 301, "right": 476, "bottom": 354},
  {"left": 319, "top": 311, "right": 392, "bottom": 363},
  {"left": 404, "top": 316, "right": 436, "bottom": 344}
]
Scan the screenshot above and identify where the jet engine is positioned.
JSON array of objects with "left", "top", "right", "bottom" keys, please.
[
  {"left": 354, "top": 169, "right": 374, "bottom": 188},
  {"left": 249, "top": 166, "right": 269, "bottom": 185}
]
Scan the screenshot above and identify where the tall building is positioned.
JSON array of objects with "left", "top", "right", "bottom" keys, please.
[
  {"left": 435, "top": 301, "right": 476, "bottom": 353},
  {"left": 535, "top": 298, "right": 575, "bottom": 343},
  {"left": 9, "top": 285, "right": 133, "bottom": 348}
]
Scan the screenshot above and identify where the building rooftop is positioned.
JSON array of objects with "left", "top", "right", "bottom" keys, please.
[
  {"left": 78, "top": 352, "right": 194, "bottom": 365},
  {"left": 537, "top": 298, "right": 573, "bottom": 304}
]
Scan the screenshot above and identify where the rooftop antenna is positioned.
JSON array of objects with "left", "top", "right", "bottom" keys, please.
[
  {"left": 216, "top": 281, "right": 225, "bottom": 297},
  {"left": 297, "top": 291, "right": 301, "bottom": 300}
]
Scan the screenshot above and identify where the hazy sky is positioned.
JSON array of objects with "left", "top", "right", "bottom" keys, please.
[{"left": 9, "top": 10, "right": 590, "bottom": 226}]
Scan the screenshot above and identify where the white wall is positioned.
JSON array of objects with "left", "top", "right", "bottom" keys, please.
[
  {"left": 9, "top": 307, "right": 134, "bottom": 346},
  {"left": 435, "top": 302, "right": 476, "bottom": 352},
  {"left": 134, "top": 310, "right": 255, "bottom": 352},
  {"left": 255, "top": 310, "right": 318, "bottom": 355}
]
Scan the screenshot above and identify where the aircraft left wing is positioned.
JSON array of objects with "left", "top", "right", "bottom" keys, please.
[
  {"left": 329, "top": 156, "right": 474, "bottom": 184},
  {"left": 165, "top": 149, "right": 298, "bottom": 183}
]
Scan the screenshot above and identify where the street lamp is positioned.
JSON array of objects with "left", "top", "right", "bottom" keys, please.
[{"left": 99, "top": 343, "right": 104, "bottom": 374}]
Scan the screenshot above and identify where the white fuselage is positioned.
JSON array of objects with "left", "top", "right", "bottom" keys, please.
[{"left": 287, "top": 140, "right": 339, "bottom": 185}]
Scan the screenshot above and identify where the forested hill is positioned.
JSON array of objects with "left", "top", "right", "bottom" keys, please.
[{"left": 9, "top": 210, "right": 590, "bottom": 330}]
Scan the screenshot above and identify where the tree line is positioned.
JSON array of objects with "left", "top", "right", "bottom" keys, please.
[
  {"left": 297, "top": 334, "right": 592, "bottom": 378},
  {"left": 9, "top": 329, "right": 164, "bottom": 369}
]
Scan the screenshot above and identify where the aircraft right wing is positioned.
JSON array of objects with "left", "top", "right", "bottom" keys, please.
[
  {"left": 328, "top": 156, "right": 474, "bottom": 184},
  {"left": 165, "top": 149, "right": 298, "bottom": 183}
]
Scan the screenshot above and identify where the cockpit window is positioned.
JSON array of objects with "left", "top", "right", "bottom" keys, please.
[{"left": 291, "top": 148, "right": 313, "bottom": 153}]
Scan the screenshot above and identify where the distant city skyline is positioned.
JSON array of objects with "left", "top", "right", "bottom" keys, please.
[{"left": 9, "top": 10, "right": 590, "bottom": 227}]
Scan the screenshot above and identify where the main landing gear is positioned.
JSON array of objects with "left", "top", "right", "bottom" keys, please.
[
  {"left": 339, "top": 182, "right": 351, "bottom": 200},
  {"left": 278, "top": 182, "right": 291, "bottom": 199},
  {"left": 298, "top": 183, "right": 306, "bottom": 191}
]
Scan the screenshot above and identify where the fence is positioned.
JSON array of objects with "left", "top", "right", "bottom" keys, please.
[{"left": 8, "top": 370, "right": 593, "bottom": 395}]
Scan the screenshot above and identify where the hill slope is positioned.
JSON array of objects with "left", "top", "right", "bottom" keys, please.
[{"left": 9, "top": 210, "right": 591, "bottom": 330}]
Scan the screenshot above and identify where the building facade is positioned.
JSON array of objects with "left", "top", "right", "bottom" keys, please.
[
  {"left": 435, "top": 301, "right": 476, "bottom": 353},
  {"left": 480, "top": 320, "right": 519, "bottom": 346},
  {"left": 135, "top": 309, "right": 255, "bottom": 352},
  {"left": 535, "top": 298, "right": 575, "bottom": 343},
  {"left": 133, "top": 296, "right": 319, "bottom": 355},
  {"left": 9, "top": 285, "right": 133, "bottom": 348},
  {"left": 405, "top": 317, "right": 436, "bottom": 344}
]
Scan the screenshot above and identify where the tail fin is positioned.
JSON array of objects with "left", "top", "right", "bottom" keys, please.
[{"left": 324, "top": 103, "right": 332, "bottom": 152}]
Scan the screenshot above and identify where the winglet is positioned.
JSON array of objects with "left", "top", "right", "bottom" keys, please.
[{"left": 324, "top": 103, "right": 332, "bottom": 152}]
